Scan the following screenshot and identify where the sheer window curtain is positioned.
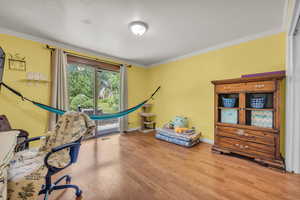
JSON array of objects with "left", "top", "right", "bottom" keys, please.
[
  {"left": 48, "top": 49, "right": 69, "bottom": 130},
  {"left": 120, "top": 64, "right": 128, "bottom": 133}
]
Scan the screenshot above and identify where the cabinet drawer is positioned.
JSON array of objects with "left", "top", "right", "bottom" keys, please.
[
  {"left": 217, "top": 137, "right": 275, "bottom": 159},
  {"left": 216, "top": 126, "right": 275, "bottom": 145},
  {"left": 216, "top": 83, "right": 245, "bottom": 93},
  {"left": 245, "top": 81, "right": 275, "bottom": 92}
]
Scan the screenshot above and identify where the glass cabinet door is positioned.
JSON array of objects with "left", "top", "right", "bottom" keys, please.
[
  {"left": 245, "top": 93, "right": 274, "bottom": 129},
  {"left": 217, "top": 93, "right": 240, "bottom": 125}
]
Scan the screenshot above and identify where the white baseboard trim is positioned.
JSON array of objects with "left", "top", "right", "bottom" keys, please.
[
  {"left": 125, "top": 127, "right": 141, "bottom": 132},
  {"left": 200, "top": 137, "right": 214, "bottom": 145}
]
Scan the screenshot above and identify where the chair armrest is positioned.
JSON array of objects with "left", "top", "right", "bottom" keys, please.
[
  {"left": 51, "top": 142, "right": 79, "bottom": 153},
  {"left": 44, "top": 142, "right": 80, "bottom": 171},
  {"left": 15, "top": 136, "right": 45, "bottom": 152},
  {"left": 25, "top": 136, "right": 45, "bottom": 143}
]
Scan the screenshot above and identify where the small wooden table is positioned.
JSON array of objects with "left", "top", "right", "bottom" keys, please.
[{"left": 0, "top": 131, "right": 18, "bottom": 200}]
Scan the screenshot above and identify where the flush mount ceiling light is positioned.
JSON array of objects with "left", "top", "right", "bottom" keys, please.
[{"left": 129, "top": 21, "right": 148, "bottom": 36}]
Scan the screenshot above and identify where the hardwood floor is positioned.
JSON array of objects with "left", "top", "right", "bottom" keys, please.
[{"left": 49, "top": 131, "right": 300, "bottom": 200}]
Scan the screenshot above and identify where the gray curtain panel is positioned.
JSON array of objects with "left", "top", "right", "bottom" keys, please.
[
  {"left": 120, "top": 64, "right": 128, "bottom": 132},
  {"left": 48, "top": 49, "right": 69, "bottom": 130}
]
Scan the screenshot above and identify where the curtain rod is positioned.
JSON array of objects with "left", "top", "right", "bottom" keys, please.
[{"left": 45, "top": 45, "right": 131, "bottom": 68}]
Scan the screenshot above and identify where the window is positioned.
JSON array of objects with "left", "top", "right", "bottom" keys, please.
[{"left": 66, "top": 55, "right": 121, "bottom": 136}]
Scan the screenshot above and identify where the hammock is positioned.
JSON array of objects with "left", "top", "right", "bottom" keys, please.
[{"left": 0, "top": 82, "right": 160, "bottom": 120}]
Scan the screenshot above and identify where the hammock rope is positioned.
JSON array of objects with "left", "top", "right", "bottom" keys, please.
[{"left": 0, "top": 82, "right": 160, "bottom": 120}]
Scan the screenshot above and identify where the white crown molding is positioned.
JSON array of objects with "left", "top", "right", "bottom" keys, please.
[
  {"left": 146, "top": 28, "right": 283, "bottom": 68},
  {"left": 288, "top": 0, "right": 299, "bottom": 36},
  {"left": 0, "top": 26, "right": 146, "bottom": 68}
]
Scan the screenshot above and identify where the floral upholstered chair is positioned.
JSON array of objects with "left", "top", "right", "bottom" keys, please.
[{"left": 7, "top": 112, "right": 95, "bottom": 200}]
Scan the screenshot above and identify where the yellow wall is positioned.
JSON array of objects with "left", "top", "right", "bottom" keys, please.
[
  {"left": 0, "top": 33, "right": 148, "bottom": 138},
  {"left": 148, "top": 33, "right": 286, "bottom": 146},
  {"left": 0, "top": 34, "right": 51, "bottom": 137},
  {"left": 0, "top": 32, "right": 287, "bottom": 153},
  {"left": 127, "top": 66, "right": 149, "bottom": 128}
]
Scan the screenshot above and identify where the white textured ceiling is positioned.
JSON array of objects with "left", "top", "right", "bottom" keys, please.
[{"left": 0, "top": 0, "right": 286, "bottom": 66}]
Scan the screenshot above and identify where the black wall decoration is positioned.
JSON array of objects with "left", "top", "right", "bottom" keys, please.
[
  {"left": 8, "top": 53, "right": 26, "bottom": 71},
  {"left": 0, "top": 47, "right": 5, "bottom": 84}
]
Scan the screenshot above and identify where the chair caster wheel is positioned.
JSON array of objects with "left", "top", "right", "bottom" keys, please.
[
  {"left": 76, "top": 195, "right": 83, "bottom": 200},
  {"left": 66, "top": 176, "right": 72, "bottom": 184},
  {"left": 75, "top": 190, "right": 83, "bottom": 200},
  {"left": 76, "top": 190, "right": 82, "bottom": 197}
]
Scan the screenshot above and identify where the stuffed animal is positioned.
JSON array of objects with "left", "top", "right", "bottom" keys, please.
[
  {"left": 174, "top": 127, "right": 189, "bottom": 133},
  {"left": 164, "top": 116, "right": 188, "bottom": 130},
  {"left": 163, "top": 122, "right": 174, "bottom": 129},
  {"left": 172, "top": 116, "right": 188, "bottom": 128}
]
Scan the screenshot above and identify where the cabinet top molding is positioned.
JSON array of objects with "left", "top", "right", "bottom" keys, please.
[{"left": 211, "top": 74, "right": 285, "bottom": 85}]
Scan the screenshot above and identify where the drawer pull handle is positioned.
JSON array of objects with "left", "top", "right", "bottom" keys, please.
[
  {"left": 255, "top": 84, "right": 265, "bottom": 88},
  {"left": 237, "top": 129, "right": 244, "bottom": 136},
  {"left": 235, "top": 144, "right": 239, "bottom": 146},
  {"left": 244, "top": 145, "right": 249, "bottom": 149}
]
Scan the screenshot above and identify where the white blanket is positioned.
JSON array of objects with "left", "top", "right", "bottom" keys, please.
[{"left": 8, "top": 148, "right": 44, "bottom": 181}]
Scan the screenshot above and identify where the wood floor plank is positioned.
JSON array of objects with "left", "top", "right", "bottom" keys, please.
[{"left": 47, "top": 131, "right": 300, "bottom": 200}]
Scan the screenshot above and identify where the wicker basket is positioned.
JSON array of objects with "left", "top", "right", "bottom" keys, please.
[
  {"left": 250, "top": 97, "right": 265, "bottom": 109},
  {"left": 222, "top": 97, "right": 236, "bottom": 108}
]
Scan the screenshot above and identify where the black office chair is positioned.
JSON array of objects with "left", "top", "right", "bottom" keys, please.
[
  {"left": 17, "top": 136, "right": 83, "bottom": 199},
  {"left": 9, "top": 112, "right": 95, "bottom": 200}
]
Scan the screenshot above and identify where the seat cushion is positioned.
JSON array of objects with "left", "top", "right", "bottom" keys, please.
[
  {"left": 38, "top": 112, "right": 95, "bottom": 168},
  {"left": 7, "top": 112, "right": 96, "bottom": 199},
  {"left": 8, "top": 148, "right": 44, "bottom": 181},
  {"left": 7, "top": 146, "right": 72, "bottom": 200},
  {"left": 40, "top": 112, "right": 95, "bottom": 153},
  {"left": 7, "top": 148, "right": 47, "bottom": 200},
  {"left": 7, "top": 166, "right": 47, "bottom": 200}
]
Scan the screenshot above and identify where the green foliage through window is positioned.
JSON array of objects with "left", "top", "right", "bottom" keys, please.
[{"left": 67, "top": 63, "right": 120, "bottom": 113}]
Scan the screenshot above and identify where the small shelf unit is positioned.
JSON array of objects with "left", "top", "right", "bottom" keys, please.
[{"left": 139, "top": 104, "right": 156, "bottom": 133}]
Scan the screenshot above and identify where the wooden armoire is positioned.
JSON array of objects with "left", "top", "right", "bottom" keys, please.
[{"left": 211, "top": 74, "right": 285, "bottom": 169}]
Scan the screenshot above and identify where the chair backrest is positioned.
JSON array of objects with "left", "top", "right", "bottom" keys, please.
[
  {"left": 41, "top": 112, "right": 95, "bottom": 152},
  {"left": 69, "top": 137, "right": 82, "bottom": 164},
  {"left": 40, "top": 112, "right": 95, "bottom": 169},
  {"left": 0, "top": 115, "right": 12, "bottom": 132}
]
